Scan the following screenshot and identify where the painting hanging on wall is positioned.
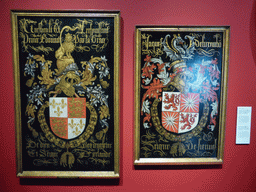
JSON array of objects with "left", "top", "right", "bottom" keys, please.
[
  {"left": 11, "top": 10, "right": 120, "bottom": 178},
  {"left": 134, "top": 26, "right": 230, "bottom": 165}
]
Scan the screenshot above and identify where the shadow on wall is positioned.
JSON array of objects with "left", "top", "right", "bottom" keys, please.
[{"left": 20, "top": 178, "right": 120, "bottom": 186}]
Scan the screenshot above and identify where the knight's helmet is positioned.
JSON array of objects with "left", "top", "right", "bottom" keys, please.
[
  {"left": 170, "top": 61, "right": 188, "bottom": 92},
  {"left": 162, "top": 34, "right": 195, "bottom": 92}
]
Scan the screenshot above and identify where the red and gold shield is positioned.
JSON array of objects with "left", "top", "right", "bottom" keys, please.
[
  {"left": 161, "top": 92, "right": 199, "bottom": 134},
  {"left": 49, "top": 97, "right": 86, "bottom": 140}
]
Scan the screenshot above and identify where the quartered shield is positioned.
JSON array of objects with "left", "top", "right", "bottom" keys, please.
[
  {"left": 49, "top": 97, "right": 86, "bottom": 140},
  {"left": 161, "top": 92, "right": 199, "bottom": 134}
]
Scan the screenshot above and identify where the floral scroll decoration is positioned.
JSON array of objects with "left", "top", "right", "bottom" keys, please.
[
  {"left": 24, "top": 52, "right": 112, "bottom": 168},
  {"left": 140, "top": 33, "right": 221, "bottom": 158}
]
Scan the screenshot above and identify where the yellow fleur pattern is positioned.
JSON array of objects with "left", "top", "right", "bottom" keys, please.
[
  {"left": 69, "top": 119, "right": 85, "bottom": 136},
  {"left": 54, "top": 106, "right": 63, "bottom": 117}
]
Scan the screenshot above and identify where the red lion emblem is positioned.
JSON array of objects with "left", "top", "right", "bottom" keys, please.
[
  {"left": 180, "top": 113, "right": 198, "bottom": 130},
  {"left": 163, "top": 93, "right": 180, "bottom": 111}
]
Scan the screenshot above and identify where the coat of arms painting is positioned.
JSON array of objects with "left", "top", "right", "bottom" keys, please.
[
  {"left": 135, "top": 26, "right": 230, "bottom": 165},
  {"left": 12, "top": 11, "right": 120, "bottom": 178}
]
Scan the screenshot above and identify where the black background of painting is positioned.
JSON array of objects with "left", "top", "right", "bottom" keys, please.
[
  {"left": 139, "top": 31, "right": 223, "bottom": 158},
  {"left": 17, "top": 16, "right": 116, "bottom": 171}
]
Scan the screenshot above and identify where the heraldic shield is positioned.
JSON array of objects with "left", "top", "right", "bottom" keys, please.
[
  {"left": 49, "top": 97, "right": 86, "bottom": 140},
  {"left": 161, "top": 92, "right": 199, "bottom": 134}
]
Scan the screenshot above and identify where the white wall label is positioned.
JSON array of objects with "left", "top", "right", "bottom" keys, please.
[{"left": 236, "top": 106, "right": 252, "bottom": 144}]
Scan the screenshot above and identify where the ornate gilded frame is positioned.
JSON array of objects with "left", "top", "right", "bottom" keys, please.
[
  {"left": 12, "top": 10, "right": 120, "bottom": 178},
  {"left": 134, "top": 26, "right": 229, "bottom": 165}
]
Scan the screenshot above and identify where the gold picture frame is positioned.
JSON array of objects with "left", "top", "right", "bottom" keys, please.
[
  {"left": 11, "top": 10, "right": 120, "bottom": 178},
  {"left": 134, "top": 26, "right": 229, "bottom": 165}
]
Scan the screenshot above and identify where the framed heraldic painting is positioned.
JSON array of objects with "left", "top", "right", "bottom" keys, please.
[
  {"left": 11, "top": 10, "right": 120, "bottom": 178},
  {"left": 134, "top": 26, "right": 230, "bottom": 165}
]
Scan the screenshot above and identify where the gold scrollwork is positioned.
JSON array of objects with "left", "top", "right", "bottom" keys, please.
[{"left": 196, "top": 48, "right": 220, "bottom": 57}]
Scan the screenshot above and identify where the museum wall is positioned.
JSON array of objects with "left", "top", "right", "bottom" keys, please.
[{"left": 1, "top": 0, "right": 256, "bottom": 191}]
